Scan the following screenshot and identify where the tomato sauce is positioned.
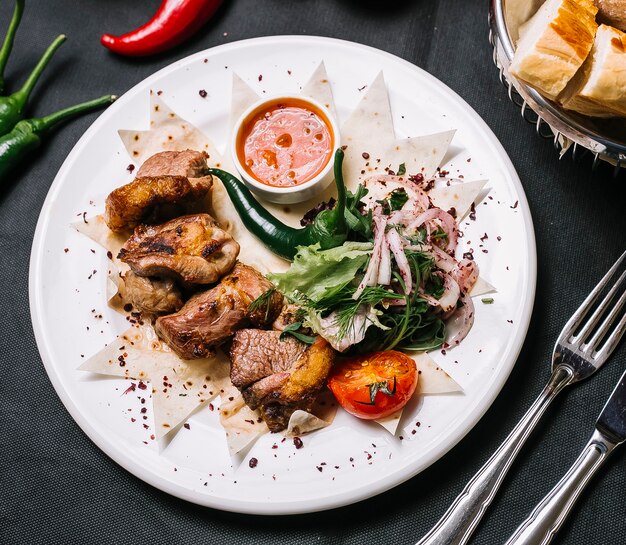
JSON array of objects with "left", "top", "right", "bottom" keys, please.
[{"left": 237, "top": 98, "right": 334, "bottom": 187}]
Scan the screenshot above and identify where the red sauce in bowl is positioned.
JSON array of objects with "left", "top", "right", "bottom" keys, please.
[{"left": 236, "top": 98, "right": 334, "bottom": 187}]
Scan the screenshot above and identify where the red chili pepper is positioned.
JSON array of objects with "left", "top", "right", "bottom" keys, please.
[{"left": 101, "top": 0, "right": 223, "bottom": 57}]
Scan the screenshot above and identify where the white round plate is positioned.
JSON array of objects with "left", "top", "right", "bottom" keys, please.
[{"left": 29, "top": 36, "right": 536, "bottom": 515}]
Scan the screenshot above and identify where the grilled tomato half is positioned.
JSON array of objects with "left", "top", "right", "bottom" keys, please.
[{"left": 327, "top": 350, "right": 418, "bottom": 420}]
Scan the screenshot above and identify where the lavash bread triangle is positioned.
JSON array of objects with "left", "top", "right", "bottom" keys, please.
[
  {"left": 559, "top": 24, "right": 626, "bottom": 117},
  {"left": 510, "top": 0, "right": 599, "bottom": 100},
  {"left": 595, "top": 0, "right": 626, "bottom": 32}
]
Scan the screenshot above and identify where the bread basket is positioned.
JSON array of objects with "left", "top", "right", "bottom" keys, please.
[{"left": 488, "top": 0, "right": 626, "bottom": 176}]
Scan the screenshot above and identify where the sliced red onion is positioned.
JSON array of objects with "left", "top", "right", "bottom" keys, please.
[
  {"left": 452, "top": 258, "right": 479, "bottom": 294},
  {"left": 354, "top": 215, "right": 387, "bottom": 299},
  {"left": 437, "top": 273, "right": 461, "bottom": 313},
  {"left": 404, "top": 208, "right": 458, "bottom": 252},
  {"left": 387, "top": 228, "right": 412, "bottom": 293},
  {"left": 377, "top": 235, "right": 392, "bottom": 285},
  {"left": 446, "top": 292, "right": 475, "bottom": 347}
]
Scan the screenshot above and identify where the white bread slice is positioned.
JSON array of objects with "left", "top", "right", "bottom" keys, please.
[
  {"left": 595, "top": 0, "right": 626, "bottom": 32},
  {"left": 510, "top": 0, "right": 598, "bottom": 100},
  {"left": 560, "top": 24, "right": 626, "bottom": 117}
]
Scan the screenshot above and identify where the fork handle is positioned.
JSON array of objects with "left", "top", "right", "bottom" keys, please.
[
  {"left": 504, "top": 429, "right": 617, "bottom": 545},
  {"left": 415, "top": 365, "right": 573, "bottom": 545}
]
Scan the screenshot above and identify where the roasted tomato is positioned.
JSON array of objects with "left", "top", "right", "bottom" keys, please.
[{"left": 327, "top": 351, "right": 418, "bottom": 420}]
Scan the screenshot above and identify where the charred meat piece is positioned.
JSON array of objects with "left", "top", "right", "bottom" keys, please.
[
  {"left": 105, "top": 150, "right": 212, "bottom": 232},
  {"left": 155, "top": 263, "right": 283, "bottom": 359},
  {"left": 230, "top": 330, "right": 334, "bottom": 432},
  {"left": 122, "top": 271, "right": 184, "bottom": 315},
  {"left": 118, "top": 214, "right": 240, "bottom": 285},
  {"left": 137, "top": 150, "right": 211, "bottom": 183}
]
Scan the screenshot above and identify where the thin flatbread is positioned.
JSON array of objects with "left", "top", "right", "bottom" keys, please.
[
  {"left": 119, "top": 91, "right": 223, "bottom": 168},
  {"left": 375, "top": 352, "right": 462, "bottom": 434},
  {"left": 79, "top": 324, "right": 230, "bottom": 438}
]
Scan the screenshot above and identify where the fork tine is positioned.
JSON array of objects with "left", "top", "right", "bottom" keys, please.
[
  {"left": 574, "top": 268, "right": 626, "bottom": 343},
  {"left": 585, "top": 287, "right": 626, "bottom": 353},
  {"left": 593, "top": 311, "right": 626, "bottom": 364},
  {"left": 560, "top": 250, "right": 626, "bottom": 340}
]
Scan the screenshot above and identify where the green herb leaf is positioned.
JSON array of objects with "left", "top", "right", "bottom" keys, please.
[
  {"left": 389, "top": 188, "right": 409, "bottom": 211},
  {"left": 279, "top": 322, "right": 316, "bottom": 344},
  {"left": 356, "top": 377, "right": 397, "bottom": 405},
  {"left": 397, "top": 163, "right": 406, "bottom": 176},
  {"left": 248, "top": 287, "right": 277, "bottom": 321},
  {"left": 481, "top": 297, "right": 494, "bottom": 304}
]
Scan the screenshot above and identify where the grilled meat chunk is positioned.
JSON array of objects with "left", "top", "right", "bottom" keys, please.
[
  {"left": 118, "top": 214, "right": 239, "bottom": 285},
  {"left": 105, "top": 150, "right": 212, "bottom": 232},
  {"left": 155, "top": 263, "right": 283, "bottom": 359},
  {"left": 136, "top": 150, "right": 211, "bottom": 182},
  {"left": 230, "top": 330, "right": 334, "bottom": 432},
  {"left": 122, "top": 271, "right": 184, "bottom": 315}
]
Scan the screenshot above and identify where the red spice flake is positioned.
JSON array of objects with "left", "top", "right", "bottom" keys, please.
[
  {"left": 82, "top": 211, "right": 88, "bottom": 224},
  {"left": 258, "top": 74, "right": 263, "bottom": 82},
  {"left": 150, "top": 434, "right": 155, "bottom": 440},
  {"left": 340, "top": 145, "right": 348, "bottom": 151},
  {"left": 271, "top": 443, "right": 278, "bottom": 449},
  {"left": 507, "top": 319, "right": 513, "bottom": 324},
  {"left": 208, "top": 403, "right": 214, "bottom": 411},
  {"left": 63, "top": 248, "right": 69, "bottom": 253},
  {"left": 122, "top": 383, "right": 136, "bottom": 395},
  {"left": 411, "top": 430, "right": 416, "bottom": 435},
  {"left": 130, "top": 418, "right": 136, "bottom": 423},
  {"left": 511, "top": 200, "right": 519, "bottom": 209},
  {"left": 365, "top": 451, "right": 372, "bottom": 460},
  {"left": 198, "top": 89, "right": 207, "bottom": 98},
  {"left": 361, "top": 152, "right": 370, "bottom": 160},
  {"left": 118, "top": 355, "right": 126, "bottom": 367},
  {"left": 447, "top": 207, "right": 457, "bottom": 219},
  {"left": 140, "top": 407, "right": 147, "bottom": 414},
  {"left": 316, "top": 466, "right": 323, "bottom": 472},
  {"left": 293, "top": 437, "right": 303, "bottom": 449},
  {"left": 138, "top": 381, "right": 147, "bottom": 390},
  {"left": 183, "top": 423, "right": 190, "bottom": 430},
  {"left": 126, "top": 164, "right": 135, "bottom": 173},
  {"left": 358, "top": 84, "right": 367, "bottom": 92},
  {"left": 497, "top": 236, "right": 502, "bottom": 242},
  {"left": 462, "top": 249, "right": 474, "bottom": 261},
  {"left": 439, "top": 169, "right": 449, "bottom": 177},
  {"left": 467, "top": 157, "right": 472, "bottom": 162},
  {"left": 441, "top": 349, "right": 447, "bottom": 356},
  {"left": 480, "top": 233, "right": 488, "bottom": 242},
  {"left": 143, "top": 423, "right": 149, "bottom": 429},
  {"left": 409, "top": 173, "right": 424, "bottom": 184},
  {"left": 469, "top": 202, "right": 477, "bottom": 221},
  {"left": 203, "top": 59, "right": 208, "bottom": 64},
  {"left": 249, "top": 457, "right": 258, "bottom": 468},
  {"left": 244, "top": 419, "right": 255, "bottom": 425}
]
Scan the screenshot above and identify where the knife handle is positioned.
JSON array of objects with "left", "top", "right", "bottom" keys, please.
[
  {"left": 415, "top": 365, "right": 573, "bottom": 545},
  {"left": 504, "top": 429, "right": 618, "bottom": 545}
]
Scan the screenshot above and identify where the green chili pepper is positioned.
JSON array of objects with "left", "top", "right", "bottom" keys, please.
[
  {"left": 208, "top": 148, "right": 348, "bottom": 260},
  {"left": 0, "top": 94, "right": 116, "bottom": 180},
  {"left": 0, "top": 0, "right": 25, "bottom": 95},
  {"left": 0, "top": 33, "right": 66, "bottom": 136}
]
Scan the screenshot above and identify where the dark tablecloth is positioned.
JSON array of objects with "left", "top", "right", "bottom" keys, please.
[{"left": 1, "top": 1, "right": 625, "bottom": 544}]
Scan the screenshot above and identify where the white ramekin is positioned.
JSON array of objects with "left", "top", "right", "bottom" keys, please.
[{"left": 231, "top": 94, "right": 340, "bottom": 204}]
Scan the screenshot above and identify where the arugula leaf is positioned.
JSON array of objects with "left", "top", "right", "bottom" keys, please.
[
  {"left": 389, "top": 188, "right": 409, "bottom": 211},
  {"left": 279, "top": 322, "right": 316, "bottom": 344},
  {"left": 268, "top": 242, "right": 372, "bottom": 302},
  {"left": 397, "top": 163, "right": 406, "bottom": 176}
]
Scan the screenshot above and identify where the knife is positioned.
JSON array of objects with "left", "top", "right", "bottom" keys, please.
[{"left": 505, "top": 368, "right": 626, "bottom": 545}]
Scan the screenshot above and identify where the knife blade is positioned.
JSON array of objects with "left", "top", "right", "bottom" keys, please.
[
  {"left": 505, "top": 367, "right": 626, "bottom": 545},
  {"left": 596, "top": 370, "right": 626, "bottom": 444}
]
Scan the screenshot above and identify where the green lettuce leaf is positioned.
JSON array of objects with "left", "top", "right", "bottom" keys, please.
[{"left": 268, "top": 242, "right": 372, "bottom": 302}]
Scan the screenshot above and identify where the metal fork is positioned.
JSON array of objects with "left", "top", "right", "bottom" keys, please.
[{"left": 416, "top": 250, "right": 626, "bottom": 545}]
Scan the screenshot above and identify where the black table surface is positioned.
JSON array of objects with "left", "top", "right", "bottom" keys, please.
[{"left": 1, "top": 1, "right": 625, "bottom": 544}]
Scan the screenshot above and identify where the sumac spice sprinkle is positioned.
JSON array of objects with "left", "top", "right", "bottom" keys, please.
[
  {"left": 198, "top": 89, "right": 207, "bottom": 98},
  {"left": 249, "top": 457, "right": 258, "bottom": 468},
  {"left": 361, "top": 152, "right": 370, "bottom": 159},
  {"left": 293, "top": 437, "right": 303, "bottom": 449},
  {"left": 126, "top": 164, "right": 135, "bottom": 173}
]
